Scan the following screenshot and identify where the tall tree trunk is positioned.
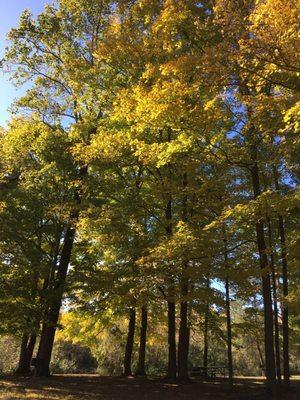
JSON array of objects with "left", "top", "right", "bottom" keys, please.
[
  {"left": 256, "top": 340, "right": 265, "bottom": 376},
  {"left": 16, "top": 334, "right": 29, "bottom": 374},
  {"left": 249, "top": 141, "right": 276, "bottom": 391},
  {"left": 135, "top": 306, "right": 148, "bottom": 376},
  {"left": 165, "top": 195, "right": 177, "bottom": 380},
  {"left": 123, "top": 307, "right": 136, "bottom": 376},
  {"left": 203, "top": 277, "right": 210, "bottom": 377},
  {"left": 167, "top": 299, "right": 177, "bottom": 380},
  {"left": 16, "top": 333, "right": 37, "bottom": 374},
  {"left": 16, "top": 241, "right": 41, "bottom": 376},
  {"left": 278, "top": 215, "right": 290, "bottom": 386},
  {"left": 35, "top": 223, "right": 77, "bottom": 376},
  {"left": 17, "top": 264, "right": 54, "bottom": 376},
  {"left": 178, "top": 280, "right": 189, "bottom": 381},
  {"left": 225, "top": 275, "right": 233, "bottom": 384},
  {"left": 178, "top": 173, "right": 190, "bottom": 381},
  {"left": 223, "top": 231, "right": 233, "bottom": 385},
  {"left": 35, "top": 166, "right": 86, "bottom": 377},
  {"left": 273, "top": 167, "right": 290, "bottom": 385},
  {"left": 267, "top": 220, "right": 282, "bottom": 383},
  {"left": 26, "top": 334, "right": 37, "bottom": 369}
]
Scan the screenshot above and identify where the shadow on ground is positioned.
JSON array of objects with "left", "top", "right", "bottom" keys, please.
[{"left": 0, "top": 375, "right": 299, "bottom": 400}]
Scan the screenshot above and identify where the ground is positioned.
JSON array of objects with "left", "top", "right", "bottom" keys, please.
[{"left": 0, "top": 375, "right": 299, "bottom": 400}]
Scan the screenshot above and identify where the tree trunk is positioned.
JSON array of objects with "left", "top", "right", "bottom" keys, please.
[
  {"left": 167, "top": 299, "right": 177, "bottom": 380},
  {"left": 178, "top": 281, "right": 189, "bottom": 381},
  {"left": 35, "top": 166, "right": 86, "bottom": 377},
  {"left": 16, "top": 334, "right": 29, "bottom": 374},
  {"left": 271, "top": 265, "right": 282, "bottom": 384},
  {"left": 16, "top": 333, "right": 37, "bottom": 374},
  {"left": 250, "top": 142, "right": 276, "bottom": 391},
  {"left": 256, "top": 340, "right": 265, "bottom": 376},
  {"left": 165, "top": 195, "right": 177, "bottom": 380},
  {"left": 225, "top": 275, "right": 233, "bottom": 384},
  {"left": 123, "top": 307, "right": 136, "bottom": 376},
  {"left": 278, "top": 215, "right": 290, "bottom": 386},
  {"left": 203, "top": 277, "right": 210, "bottom": 377},
  {"left": 177, "top": 174, "right": 190, "bottom": 381},
  {"left": 223, "top": 231, "right": 233, "bottom": 385},
  {"left": 35, "top": 223, "right": 77, "bottom": 376},
  {"left": 26, "top": 334, "right": 37, "bottom": 369},
  {"left": 273, "top": 167, "right": 290, "bottom": 385},
  {"left": 267, "top": 220, "right": 282, "bottom": 383},
  {"left": 135, "top": 306, "right": 148, "bottom": 376}
]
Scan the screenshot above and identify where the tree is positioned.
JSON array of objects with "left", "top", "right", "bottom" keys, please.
[{"left": 0, "top": 0, "right": 298, "bottom": 388}]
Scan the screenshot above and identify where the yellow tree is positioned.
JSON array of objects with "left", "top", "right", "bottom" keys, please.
[{"left": 88, "top": 0, "right": 231, "bottom": 380}]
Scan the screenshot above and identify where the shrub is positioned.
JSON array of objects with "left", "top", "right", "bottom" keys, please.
[{"left": 51, "top": 340, "right": 98, "bottom": 373}]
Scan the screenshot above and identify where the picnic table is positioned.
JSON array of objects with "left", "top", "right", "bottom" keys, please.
[{"left": 190, "top": 365, "right": 226, "bottom": 380}]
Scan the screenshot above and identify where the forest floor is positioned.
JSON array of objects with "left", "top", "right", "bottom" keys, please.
[{"left": 0, "top": 375, "right": 299, "bottom": 400}]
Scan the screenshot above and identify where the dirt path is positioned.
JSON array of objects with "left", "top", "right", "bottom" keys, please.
[{"left": 0, "top": 375, "right": 299, "bottom": 400}]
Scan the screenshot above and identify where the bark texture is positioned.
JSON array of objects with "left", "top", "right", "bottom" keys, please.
[
  {"left": 203, "top": 277, "right": 210, "bottom": 378},
  {"left": 16, "top": 334, "right": 37, "bottom": 374},
  {"left": 267, "top": 220, "right": 282, "bottom": 383},
  {"left": 165, "top": 195, "right": 177, "bottom": 380},
  {"left": 135, "top": 306, "right": 148, "bottom": 376},
  {"left": 123, "top": 307, "right": 136, "bottom": 376},
  {"left": 250, "top": 141, "right": 276, "bottom": 391},
  {"left": 35, "top": 223, "right": 76, "bottom": 376},
  {"left": 178, "top": 281, "right": 189, "bottom": 381}
]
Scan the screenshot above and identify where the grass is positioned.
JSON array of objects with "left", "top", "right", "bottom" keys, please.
[{"left": 0, "top": 375, "right": 299, "bottom": 400}]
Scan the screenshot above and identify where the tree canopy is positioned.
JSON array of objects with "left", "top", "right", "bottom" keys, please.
[{"left": 0, "top": 0, "right": 299, "bottom": 394}]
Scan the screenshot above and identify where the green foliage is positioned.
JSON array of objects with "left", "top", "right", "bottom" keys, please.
[
  {"left": 51, "top": 340, "right": 98, "bottom": 374},
  {"left": 0, "top": 0, "right": 299, "bottom": 379}
]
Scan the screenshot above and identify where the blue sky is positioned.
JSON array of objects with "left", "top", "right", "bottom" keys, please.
[{"left": 0, "top": 0, "right": 51, "bottom": 127}]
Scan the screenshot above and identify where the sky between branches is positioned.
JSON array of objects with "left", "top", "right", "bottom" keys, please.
[{"left": 0, "top": 0, "right": 50, "bottom": 126}]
